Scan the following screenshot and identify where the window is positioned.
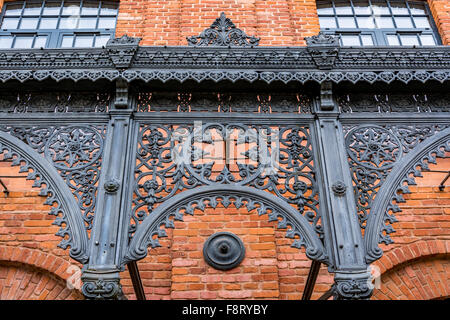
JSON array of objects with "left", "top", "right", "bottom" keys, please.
[
  {"left": 317, "top": 0, "right": 441, "bottom": 46},
  {"left": 0, "top": 0, "right": 119, "bottom": 49}
]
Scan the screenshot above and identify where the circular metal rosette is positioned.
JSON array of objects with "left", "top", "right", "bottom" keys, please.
[
  {"left": 44, "top": 126, "right": 103, "bottom": 171},
  {"left": 177, "top": 123, "right": 274, "bottom": 185},
  {"left": 346, "top": 125, "right": 403, "bottom": 170},
  {"left": 203, "top": 232, "right": 245, "bottom": 271}
]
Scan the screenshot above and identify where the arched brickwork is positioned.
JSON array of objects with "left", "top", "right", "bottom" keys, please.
[
  {"left": 0, "top": 246, "right": 83, "bottom": 300},
  {"left": 374, "top": 239, "right": 450, "bottom": 274},
  {"left": 0, "top": 163, "right": 84, "bottom": 300},
  {"left": 372, "top": 255, "right": 449, "bottom": 300},
  {"left": 120, "top": 204, "right": 328, "bottom": 300}
]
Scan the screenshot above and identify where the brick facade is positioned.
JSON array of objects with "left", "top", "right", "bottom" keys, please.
[
  {"left": 0, "top": 0, "right": 449, "bottom": 300},
  {"left": 1, "top": 155, "right": 448, "bottom": 300}
]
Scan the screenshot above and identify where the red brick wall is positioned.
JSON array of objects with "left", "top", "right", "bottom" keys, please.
[
  {"left": 428, "top": 0, "right": 450, "bottom": 45},
  {"left": 0, "top": 162, "right": 83, "bottom": 300},
  {"left": 120, "top": 205, "right": 332, "bottom": 300},
  {"left": 113, "top": 0, "right": 450, "bottom": 46},
  {"left": 114, "top": 0, "right": 321, "bottom": 46}
]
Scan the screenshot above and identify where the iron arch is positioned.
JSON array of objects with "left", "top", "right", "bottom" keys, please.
[
  {"left": 0, "top": 131, "right": 89, "bottom": 263},
  {"left": 364, "top": 128, "right": 450, "bottom": 264},
  {"left": 123, "top": 185, "right": 328, "bottom": 266}
]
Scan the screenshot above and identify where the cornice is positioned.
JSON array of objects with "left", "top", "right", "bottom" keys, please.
[{"left": 0, "top": 35, "right": 449, "bottom": 85}]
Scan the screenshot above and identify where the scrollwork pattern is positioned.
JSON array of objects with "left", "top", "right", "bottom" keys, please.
[
  {"left": 134, "top": 91, "right": 312, "bottom": 114},
  {"left": 345, "top": 124, "right": 447, "bottom": 232},
  {"left": 186, "top": 12, "right": 260, "bottom": 47},
  {"left": 0, "top": 125, "right": 106, "bottom": 231},
  {"left": 131, "top": 123, "right": 322, "bottom": 239},
  {"left": 0, "top": 91, "right": 111, "bottom": 113}
]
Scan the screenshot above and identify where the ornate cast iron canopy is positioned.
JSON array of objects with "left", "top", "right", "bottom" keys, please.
[{"left": 0, "top": 13, "right": 449, "bottom": 300}]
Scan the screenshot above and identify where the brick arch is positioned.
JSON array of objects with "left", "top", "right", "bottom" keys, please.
[
  {"left": 373, "top": 239, "right": 450, "bottom": 274},
  {"left": 0, "top": 245, "right": 83, "bottom": 299},
  {"left": 372, "top": 254, "right": 449, "bottom": 300}
]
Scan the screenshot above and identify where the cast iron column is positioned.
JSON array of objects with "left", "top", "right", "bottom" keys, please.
[
  {"left": 314, "top": 81, "right": 373, "bottom": 300},
  {"left": 80, "top": 79, "right": 133, "bottom": 299}
]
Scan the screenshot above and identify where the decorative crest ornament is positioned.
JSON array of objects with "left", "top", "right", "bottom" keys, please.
[
  {"left": 305, "top": 32, "right": 340, "bottom": 47},
  {"left": 106, "top": 35, "right": 142, "bottom": 69},
  {"left": 305, "top": 32, "right": 340, "bottom": 70},
  {"left": 186, "top": 12, "right": 260, "bottom": 47}
]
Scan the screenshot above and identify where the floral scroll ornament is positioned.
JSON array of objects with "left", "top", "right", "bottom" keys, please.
[
  {"left": 346, "top": 126, "right": 402, "bottom": 170},
  {"left": 186, "top": 12, "right": 260, "bottom": 47}
]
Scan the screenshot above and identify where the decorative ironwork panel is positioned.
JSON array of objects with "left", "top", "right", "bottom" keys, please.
[
  {"left": 0, "top": 91, "right": 112, "bottom": 113},
  {"left": 0, "top": 125, "right": 107, "bottom": 232},
  {"left": 337, "top": 93, "right": 450, "bottom": 113},
  {"left": 135, "top": 92, "right": 313, "bottom": 114},
  {"left": 364, "top": 128, "right": 450, "bottom": 263},
  {"left": 344, "top": 124, "right": 448, "bottom": 241},
  {"left": 129, "top": 122, "right": 322, "bottom": 241}
]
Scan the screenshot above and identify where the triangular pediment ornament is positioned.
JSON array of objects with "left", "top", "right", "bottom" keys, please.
[{"left": 187, "top": 12, "right": 260, "bottom": 47}]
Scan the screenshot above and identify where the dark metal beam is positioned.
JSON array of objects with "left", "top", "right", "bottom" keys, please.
[
  {"left": 318, "top": 287, "right": 335, "bottom": 300},
  {"left": 128, "top": 261, "right": 146, "bottom": 300},
  {"left": 439, "top": 172, "right": 450, "bottom": 191},
  {"left": 301, "top": 260, "right": 321, "bottom": 300},
  {"left": 0, "top": 179, "right": 9, "bottom": 197}
]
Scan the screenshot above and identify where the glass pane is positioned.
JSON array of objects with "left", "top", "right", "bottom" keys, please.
[
  {"left": 1, "top": 18, "right": 19, "bottom": 30},
  {"left": 334, "top": 2, "right": 353, "bottom": 14},
  {"left": 319, "top": 17, "right": 337, "bottom": 29},
  {"left": 42, "top": 2, "right": 62, "bottom": 15},
  {"left": 40, "top": 18, "right": 58, "bottom": 29},
  {"left": 361, "top": 34, "right": 374, "bottom": 45},
  {"left": 337, "top": 17, "right": 357, "bottom": 28},
  {"left": 14, "top": 36, "right": 34, "bottom": 48},
  {"left": 100, "top": 3, "right": 119, "bottom": 15},
  {"left": 81, "top": 2, "right": 99, "bottom": 15},
  {"left": 4, "top": 4, "right": 23, "bottom": 16},
  {"left": 375, "top": 17, "right": 394, "bottom": 28},
  {"left": 23, "top": 3, "right": 42, "bottom": 16},
  {"left": 372, "top": 0, "right": 390, "bottom": 15},
  {"left": 94, "top": 35, "right": 111, "bottom": 47},
  {"left": 62, "top": 2, "right": 81, "bottom": 15},
  {"left": 59, "top": 17, "right": 79, "bottom": 29},
  {"left": 33, "top": 35, "right": 48, "bottom": 48},
  {"left": 341, "top": 35, "right": 361, "bottom": 46},
  {"left": 409, "top": 3, "right": 426, "bottom": 15},
  {"left": 420, "top": 34, "right": 436, "bottom": 45},
  {"left": 74, "top": 35, "right": 94, "bottom": 47},
  {"left": 98, "top": 17, "right": 116, "bottom": 29},
  {"left": 61, "top": 35, "right": 74, "bottom": 47},
  {"left": 357, "top": 17, "right": 375, "bottom": 28},
  {"left": 400, "top": 34, "right": 419, "bottom": 46},
  {"left": 390, "top": 1, "right": 409, "bottom": 15},
  {"left": 394, "top": 16, "right": 413, "bottom": 28},
  {"left": 386, "top": 34, "right": 400, "bottom": 45},
  {"left": 19, "top": 18, "right": 39, "bottom": 29},
  {"left": 353, "top": 0, "right": 371, "bottom": 15},
  {"left": 78, "top": 17, "right": 97, "bottom": 29},
  {"left": 413, "top": 16, "right": 431, "bottom": 29},
  {"left": 0, "top": 36, "right": 14, "bottom": 48}
]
